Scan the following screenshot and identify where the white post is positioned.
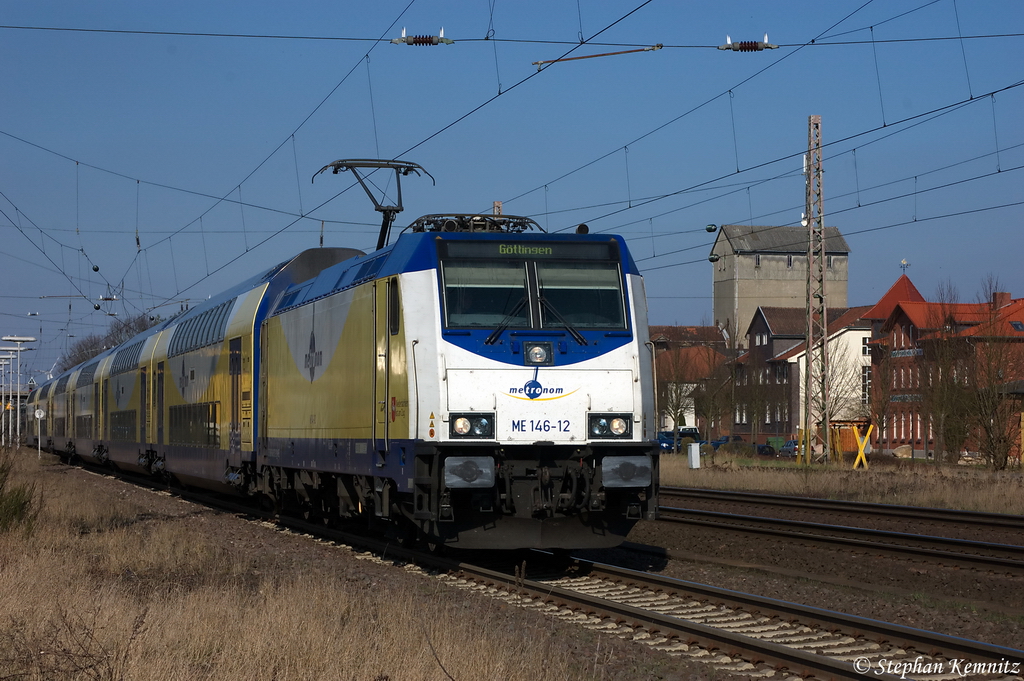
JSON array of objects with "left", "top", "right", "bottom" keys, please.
[{"left": 687, "top": 442, "right": 701, "bottom": 469}]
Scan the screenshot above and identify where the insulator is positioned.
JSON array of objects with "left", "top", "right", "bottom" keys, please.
[
  {"left": 737, "top": 41, "right": 759, "bottom": 52},
  {"left": 410, "top": 35, "right": 439, "bottom": 46}
]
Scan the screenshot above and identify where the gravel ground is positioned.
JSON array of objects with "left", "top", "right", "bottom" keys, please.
[{"left": 621, "top": 517, "right": 1024, "bottom": 651}]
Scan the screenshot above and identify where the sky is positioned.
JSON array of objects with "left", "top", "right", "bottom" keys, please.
[{"left": 1, "top": 1, "right": 1022, "bottom": 380}]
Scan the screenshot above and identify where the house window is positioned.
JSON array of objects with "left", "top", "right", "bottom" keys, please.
[
  {"left": 755, "top": 254, "right": 761, "bottom": 268},
  {"left": 862, "top": 337, "right": 870, "bottom": 356},
  {"left": 861, "top": 366, "right": 871, "bottom": 405},
  {"left": 787, "top": 254, "right": 793, "bottom": 268},
  {"left": 827, "top": 255, "right": 834, "bottom": 269}
]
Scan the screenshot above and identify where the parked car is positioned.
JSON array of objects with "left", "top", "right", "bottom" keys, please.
[
  {"left": 778, "top": 439, "right": 800, "bottom": 457},
  {"left": 657, "top": 428, "right": 701, "bottom": 451},
  {"left": 756, "top": 444, "right": 776, "bottom": 456},
  {"left": 710, "top": 435, "right": 744, "bottom": 450}
]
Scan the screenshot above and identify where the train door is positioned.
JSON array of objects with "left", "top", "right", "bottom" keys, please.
[
  {"left": 69, "top": 387, "right": 76, "bottom": 439},
  {"left": 102, "top": 379, "right": 109, "bottom": 441},
  {"left": 156, "top": 362, "right": 164, "bottom": 444},
  {"left": 140, "top": 367, "right": 148, "bottom": 444},
  {"left": 373, "top": 278, "right": 399, "bottom": 459},
  {"left": 228, "top": 337, "right": 241, "bottom": 466},
  {"left": 93, "top": 382, "right": 99, "bottom": 439}
]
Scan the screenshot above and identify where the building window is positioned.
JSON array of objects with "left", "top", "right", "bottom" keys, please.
[
  {"left": 862, "top": 337, "right": 870, "bottom": 356},
  {"left": 827, "top": 255, "right": 834, "bottom": 269},
  {"left": 755, "top": 254, "right": 761, "bottom": 268},
  {"left": 787, "top": 254, "right": 793, "bottom": 268},
  {"left": 861, "top": 366, "right": 871, "bottom": 405}
]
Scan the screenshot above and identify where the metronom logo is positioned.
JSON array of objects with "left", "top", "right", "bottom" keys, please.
[{"left": 505, "top": 379, "right": 578, "bottom": 401}]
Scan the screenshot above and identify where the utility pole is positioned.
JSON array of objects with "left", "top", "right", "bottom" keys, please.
[{"left": 801, "top": 115, "right": 830, "bottom": 464}]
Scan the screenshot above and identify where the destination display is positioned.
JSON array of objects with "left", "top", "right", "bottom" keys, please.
[{"left": 442, "top": 240, "right": 617, "bottom": 261}]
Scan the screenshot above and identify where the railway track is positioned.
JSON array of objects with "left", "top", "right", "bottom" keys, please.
[
  {"left": 661, "top": 487, "right": 1024, "bottom": 533},
  {"left": 86, "top": 468, "right": 1024, "bottom": 679},
  {"left": 439, "top": 554, "right": 1023, "bottom": 680},
  {"left": 657, "top": 506, "right": 1024, "bottom": 572},
  {"left": 658, "top": 487, "right": 1024, "bottom": 572}
]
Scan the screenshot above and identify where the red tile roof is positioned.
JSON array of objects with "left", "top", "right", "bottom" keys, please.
[
  {"left": 862, "top": 275, "right": 926, "bottom": 321},
  {"left": 655, "top": 346, "right": 728, "bottom": 382},
  {"left": 649, "top": 325, "right": 726, "bottom": 344}
]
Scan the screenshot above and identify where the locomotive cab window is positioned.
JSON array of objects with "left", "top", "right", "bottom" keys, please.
[
  {"left": 439, "top": 240, "right": 627, "bottom": 332},
  {"left": 537, "top": 261, "right": 624, "bottom": 329},
  {"left": 442, "top": 262, "right": 529, "bottom": 328}
]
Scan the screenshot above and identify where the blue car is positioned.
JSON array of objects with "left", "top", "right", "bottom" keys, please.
[
  {"left": 778, "top": 440, "right": 800, "bottom": 457},
  {"left": 710, "top": 435, "right": 744, "bottom": 450},
  {"left": 657, "top": 429, "right": 700, "bottom": 451}
]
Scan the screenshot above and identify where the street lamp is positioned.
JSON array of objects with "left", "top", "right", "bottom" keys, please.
[
  {"left": 1, "top": 336, "right": 36, "bottom": 446},
  {"left": 0, "top": 358, "right": 9, "bottom": 446}
]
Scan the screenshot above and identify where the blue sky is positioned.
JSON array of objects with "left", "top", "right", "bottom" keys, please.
[{"left": 1, "top": 1, "right": 1022, "bottom": 377}]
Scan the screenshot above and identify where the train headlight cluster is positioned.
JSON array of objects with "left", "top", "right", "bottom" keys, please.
[
  {"left": 449, "top": 412, "right": 495, "bottom": 439},
  {"left": 588, "top": 413, "right": 632, "bottom": 438},
  {"left": 444, "top": 456, "right": 496, "bottom": 488},
  {"left": 601, "top": 455, "right": 653, "bottom": 488}
]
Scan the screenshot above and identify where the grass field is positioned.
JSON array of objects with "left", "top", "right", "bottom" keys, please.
[
  {"left": 0, "top": 449, "right": 666, "bottom": 681},
  {"left": 660, "top": 449, "right": 1024, "bottom": 515}
]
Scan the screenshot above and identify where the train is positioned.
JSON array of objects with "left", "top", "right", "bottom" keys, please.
[{"left": 25, "top": 160, "right": 659, "bottom": 550}]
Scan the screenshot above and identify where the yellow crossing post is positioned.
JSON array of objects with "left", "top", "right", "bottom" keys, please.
[{"left": 853, "top": 424, "right": 874, "bottom": 470}]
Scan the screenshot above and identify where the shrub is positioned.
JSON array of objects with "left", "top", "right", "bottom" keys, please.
[{"left": 0, "top": 451, "right": 40, "bottom": 534}]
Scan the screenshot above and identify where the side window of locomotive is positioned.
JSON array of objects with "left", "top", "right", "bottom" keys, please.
[
  {"left": 388, "top": 278, "right": 400, "bottom": 335},
  {"left": 536, "top": 261, "right": 625, "bottom": 329},
  {"left": 442, "top": 261, "right": 529, "bottom": 328}
]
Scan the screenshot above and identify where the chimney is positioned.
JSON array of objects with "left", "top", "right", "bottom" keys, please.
[{"left": 992, "top": 291, "right": 1011, "bottom": 309}]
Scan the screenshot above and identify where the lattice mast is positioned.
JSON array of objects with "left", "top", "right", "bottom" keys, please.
[{"left": 802, "top": 115, "right": 830, "bottom": 463}]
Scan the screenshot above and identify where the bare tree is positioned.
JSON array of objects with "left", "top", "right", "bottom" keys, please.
[
  {"left": 966, "top": 276, "right": 1023, "bottom": 470},
  {"left": 56, "top": 313, "right": 159, "bottom": 373},
  {"left": 919, "top": 281, "right": 971, "bottom": 464},
  {"left": 655, "top": 348, "right": 698, "bottom": 450},
  {"left": 868, "top": 343, "right": 895, "bottom": 454},
  {"left": 826, "top": 336, "right": 870, "bottom": 422},
  {"left": 691, "top": 344, "right": 732, "bottom": 443}
]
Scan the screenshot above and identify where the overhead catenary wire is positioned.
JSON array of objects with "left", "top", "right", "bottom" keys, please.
[{"left": 2, "top": 2, "right": 1024, "bottom": 364}]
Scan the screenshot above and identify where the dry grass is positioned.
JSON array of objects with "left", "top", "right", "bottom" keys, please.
[
  {"left": 661, "top": 450, "right": 1024, "bottom": 515},
  {"left": 0, "top": 451, "right": 609, "bottom": 681}
]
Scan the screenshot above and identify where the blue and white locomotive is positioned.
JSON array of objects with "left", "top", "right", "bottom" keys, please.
[{"left": 27, "top": 160, "right": 658, "bottom": 549}]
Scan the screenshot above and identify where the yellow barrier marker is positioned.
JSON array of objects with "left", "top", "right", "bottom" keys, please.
[{"left": 853, "top": 424, "right": 874, "bottom": 470}]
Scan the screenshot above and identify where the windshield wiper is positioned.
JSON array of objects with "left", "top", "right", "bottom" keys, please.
[
  {"left": 485, "top": 296, "right": 528, "bottom": 345},
  {"left": 539, "top": 297, "right": 588, "bottom": 346}
]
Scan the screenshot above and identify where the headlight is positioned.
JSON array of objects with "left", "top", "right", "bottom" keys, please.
[
  {"left": 602, "top": 455, "right": 652, "bottom": 488},
  {"left": 525, "top": 342, "right": 552, "bottom": 365},
  {"left": 449, "top": 412, "right": 495, "bottom": 439},
  {"left": 444, "top": 456, "right": 496, "bottom": 488},
  {"left": 588, "top": 413, "right": 632, "bottom": 438}
]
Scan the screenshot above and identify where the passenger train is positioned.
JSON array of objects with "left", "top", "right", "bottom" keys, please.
[{"left": 26, "top": 160, "right": 658, "bottom": 549}]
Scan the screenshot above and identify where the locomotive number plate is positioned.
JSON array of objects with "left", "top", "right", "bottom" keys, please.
[{"left": 510, "top": 419, "right": 571, "bottom": 434}]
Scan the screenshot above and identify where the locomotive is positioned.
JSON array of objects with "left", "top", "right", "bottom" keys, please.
[{"left": 27, "top": 160, "right": 658, "bottom": 549}]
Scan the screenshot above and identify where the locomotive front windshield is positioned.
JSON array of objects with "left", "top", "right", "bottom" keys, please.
[{"left": 439, "top": 240, "right": 627, "bottom": 331}]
